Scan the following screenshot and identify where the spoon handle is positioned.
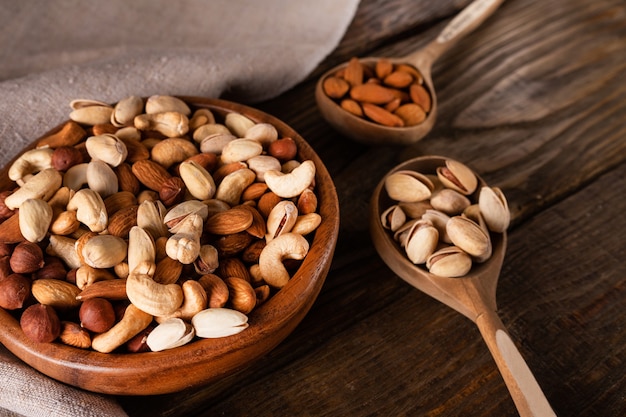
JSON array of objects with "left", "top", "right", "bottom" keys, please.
[
  {"left": 405, "top": 0, "right": 505, "bottom": 75},
  {"left": 475, "top": 311, "right": 556, "bottom": 417}
]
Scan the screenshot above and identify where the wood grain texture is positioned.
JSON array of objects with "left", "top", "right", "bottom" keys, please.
[{"left": 119, "top": 0, "right": 626, "bottom": 415}]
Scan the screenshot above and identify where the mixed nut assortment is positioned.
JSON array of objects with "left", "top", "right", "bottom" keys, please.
[
  {"left": 321, "top": 57, "right": 432, "bottom": 127},
  {"left": 380, "top": 159, "right": 510, "bottom": 277},
  {"left": 0, "top": 95, "right": 322, "bottom": 353}
]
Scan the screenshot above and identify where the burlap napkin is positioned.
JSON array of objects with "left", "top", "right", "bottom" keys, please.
[{"left": 0, "top": 0, "right": 359, "bottom": 415}]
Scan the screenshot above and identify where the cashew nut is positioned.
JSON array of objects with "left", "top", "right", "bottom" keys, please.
[
  {"left": 63, "top": 163, "right": 88, "bottom": 191},
  {"left": 91, "top": 304, "right": 153, "bottom": 353},
  {"left": 8, "top": 148, "right": 54, "bottom": 182},
  {"left": 258, "top": 232, "right": 309, "bottom": 288},
  {"left": 46, "top": 235, "right": 81, "bottom": 270},
  {"left": 126, "top": 272, "right": 184, "bottom": 317},
  {"left": 4, "top": 168, "right": 62, "bottom": 210},
  {"left": 157, "top": 280, "right": 208, "bottom": 322},
  {"left": 67, "top": 188, "right": 108, "bottom": 232},
  {"left": 264, "top": 160, "right": 315, "bottom": 198},
  {"left": 75, "top": 264, "right": 116, "bottom": 290}
]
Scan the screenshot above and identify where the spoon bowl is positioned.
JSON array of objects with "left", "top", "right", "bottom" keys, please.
[
  {"left": 316, "top": 0, "right": 504, "bottom": 146},
  {"left": 370, "top": 155, "right": 555, "bottom": 417}
]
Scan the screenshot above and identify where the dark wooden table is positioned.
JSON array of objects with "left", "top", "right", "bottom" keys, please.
[{"left": 119, "top": 0, "right": 626, "bottom": 415}]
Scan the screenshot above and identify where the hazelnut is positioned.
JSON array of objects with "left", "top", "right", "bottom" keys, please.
[
  {"left": 0, "top": 273, "right": 31, "bottom": 310},
  {"left": 79, "top": 297, "right": 116, "bottom": 333},
  {"left": 268, "top": 137, "right": 297, "bottom": 161},
  {"left": 159, "top": 176, "right": 187, "bottom": 207},
  {"left": 20, "top": 303, "right": 61, "bottom": 343},
  {"left": 59, "top": 321, "right": 91, "bottom": 349},
  {"left": 51, "top": 146, "right": 84, "bottom": 171},
  {"left": 125, "top": 324, "right": 155, "bottom": 353},
  {"left": 10, "top": 241, "right": 45, "bottom": 274},
  {"left": 0, "top": 242, "right": 13, "bottom": 257},
  {"left": 0, "top": 255, "right": 12, "bottom": 280},
  {"left": 34, "top": 256, "right": 67, "bottom": 281}
]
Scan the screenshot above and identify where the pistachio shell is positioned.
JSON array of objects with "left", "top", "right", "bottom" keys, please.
[
  {"left": 69, "top": 105, "right": 113, "bottom": 126},
  {"left": 111, "top": 95, "right": 144, "bottom": 127},
  {"left": 421, "top": 209, "right": 451, "bottom": 243},
  {"left": 426, "top": 246, "right": 473, "bottom": 277},
  {"left": 192, "top": 308, "right": 249, "bottom": 338},
  {"left": 478, "top": 186, "right": 510, "bottom": 233},
  {"left": 446, "top": 216, "right": 491, "bottom": 262},
  {"left": 85, "top": 134, "right": 128, "bottom": 167},
  {"left": 225, "top": 112, "right": 255, "bottom": 137},
  {"left": 381, "top": 205, "right": 407, "bottom": 232},
  {"left": 436, "top": 160, "right": 477, "bottom": 195},
  {"left": 384, "top": 170, "right": 433, "bottom": 203},
  {"left": 146, "top": 318, "right": 195, "bottom": 352},
  {"left": 404, "top": 220, "right": 438, "bottom": 264},
  {"left": 430, "top": 188, "right": 471, "bottom": 215},
  {"left": 145, "top": 95, "right": 191, "bottom": 116}
]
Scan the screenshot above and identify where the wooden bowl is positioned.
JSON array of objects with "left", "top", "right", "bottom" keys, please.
[{"left": 0, "top": 97, "right": 340, "bottom": 395}]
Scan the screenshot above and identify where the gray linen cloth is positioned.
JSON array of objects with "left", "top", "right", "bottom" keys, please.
[{"left": 0, "top": 0, "right": 359, "bottom": 415}]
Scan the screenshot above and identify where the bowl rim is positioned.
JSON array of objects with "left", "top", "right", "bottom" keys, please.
[{"left": 0, "top": 96, "right": 340, "bottom": 395}]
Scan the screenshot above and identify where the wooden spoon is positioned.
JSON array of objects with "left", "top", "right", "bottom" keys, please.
[
  {"left": 369, "top": 156, "right": 556, "bottom": 417},
  {"left": 316, "top": 0, "right": 505, "bottom": 146}
]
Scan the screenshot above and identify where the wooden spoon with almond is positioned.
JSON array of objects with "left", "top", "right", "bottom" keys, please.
[
  {"left": 316, "top": 0, "right": 505, "bottom": 146},
  {"left": 369, "top": 156, "right": 556, "bottom": 417}
]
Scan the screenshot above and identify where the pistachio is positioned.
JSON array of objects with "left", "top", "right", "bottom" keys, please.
[
  {"left": 436, "top": 160, "right": 477, "bottom": 196},
  {"left": 85, "top": 134, "right": 128, "bottom": 167},
  {"left": 426, "top": 246, "right": 473, "bottom": 277},
  {"left": 404, "top": 219, "right": 439, "bottom": 264},
  {"left": 192, "top": 308, "right": 249, "bottom": 338},
  {"left": 446, "top": 216, "right": 492, "bottom": 263},
  {"left": 146, "top": 318, "right": 195, "bottom": 352},
  {"left": 478, "top": 186, "right": 510, "bottom": 233},
  {"left": 384, "top": 170, "right": 433, "bottom": 203}
]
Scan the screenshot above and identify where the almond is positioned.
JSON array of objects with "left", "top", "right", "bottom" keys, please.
[
  {"left": 131, "top": 159, "right": 172, "bottom": 191},
  {"left": 350, "top": 83, "right": 397, "bottom": 105},
  {"left": 0, "top": 214, "right": 25, "bottom": 244},
  {"left": 107, "top": 205, "right": 139, "bottom": 237},
  {"left": 119, "top": 137, "right": 150, "bottom": 163},
  {"left": 384, "top": 70, "right": 414, "bottom": 88},
  {"left": 322, "top": 76, "right": 350, "bottom": 99},
  {"left": 204, "top": 207, "right": 253, "bottom": 235},
  {"left": 218, "top": 258, "right": 250, "bottom": 282},
  {"left": 343, "top": 57, "right": 364, "bottom": 87},
  {"left": 104, "top": 191, "right": 138, "bottom": 216},
  {"left": 375, "top": 58, "right": 394, "bottom": 79},
  {"left": 36, "top": 121, "right": 86, "bottom": 148},
  {"left": 215, "top": 231, "right": 254, "bottom": 257},
  {"left": 409, "top": 84, "right": 432, "bottom": 112},
  {"left": 114, "top": 163, "right": 141, "bottom": 195},
  {"left": 362, "top": 103, "right": 405, "bottom": 127},
  {"left": 394, "top": 103, "right": 427, "bottom": 126},
  {"left": 340, "top": 99, "right": 363, "bottom": 117}
]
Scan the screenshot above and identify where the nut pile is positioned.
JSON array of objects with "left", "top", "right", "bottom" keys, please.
[
  {"left": 322, "top": 57, "right": 432, "bottom": 127},
  {"left": 0, "top": 95, "right": 322, "bottom": 353},
  {"left": 381, "top": 159, "right": 510, "bottom": 278}
]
